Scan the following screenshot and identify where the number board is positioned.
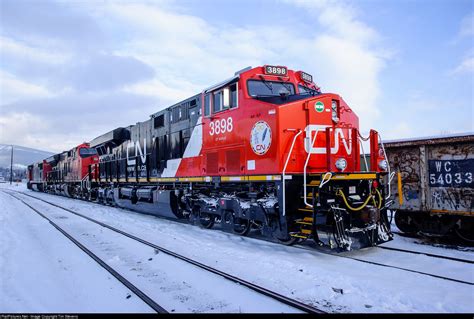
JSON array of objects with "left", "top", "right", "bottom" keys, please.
[
  {"left": 264, "top": 65, "right": 287, "bottom": 76},
  {"left": 300, "top": 71, "right": 313, "bottom": 83},
  {"left": 428, "top": 159, "right": 473, "bottom": 188}
]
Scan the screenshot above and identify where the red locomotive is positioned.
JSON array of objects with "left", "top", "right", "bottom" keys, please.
[
  {"left": 28, "top": 65, "right": 393, "bottom": 250},
  {"left": 28, "top": 143, "right": 98, "bottom": 196}
]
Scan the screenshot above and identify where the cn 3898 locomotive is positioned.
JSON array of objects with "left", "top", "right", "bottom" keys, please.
[{"left": 28, "top": 65, "right": 393, "bottom": 250}]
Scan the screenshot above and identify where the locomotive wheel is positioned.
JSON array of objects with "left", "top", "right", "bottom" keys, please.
[
  {"left": 199, "top": 212, "right": 215, "bottom": 229},
  {"left": 233, "top": 217, "right": 251, "bottom": 236},
  {"left": 454, "top": 228, "right": 474, "bottom": 243},
  {"left": 394, "top": 211, "right": 418, "bottom": 234}
]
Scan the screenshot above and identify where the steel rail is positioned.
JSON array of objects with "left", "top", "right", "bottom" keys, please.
[
  {"left": 392, "top": 231, "right": 474, "bottom": 252},
  {"left": 2, "top": 191, "right": 167, "bottom": 314},
  {"left": 293, "top": 243, "right": 473, "bottom": 286},
  {"left": 7, "top": 189, "right": 327, "bottom": 314},
  {"left": 377, "top": 245, "right": 474, "bottom": 264}
]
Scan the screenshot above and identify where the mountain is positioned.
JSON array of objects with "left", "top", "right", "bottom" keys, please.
[{"left": 0, "top": 144, "right": 54, "bottom": 168}]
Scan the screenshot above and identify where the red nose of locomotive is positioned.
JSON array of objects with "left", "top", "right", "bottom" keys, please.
[{"left": 277, "top": 94, "right": 364, "bottom": 175}]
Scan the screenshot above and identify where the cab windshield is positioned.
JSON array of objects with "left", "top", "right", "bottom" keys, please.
[
  {"left": 298, "top": 85, "right": 319, "bottom": 95},
  {"left": 79, "top": 148, "right": 98, "bottom": 158},
  {"left": 247, "top": 80, "right": 295, "bottom": 97}
]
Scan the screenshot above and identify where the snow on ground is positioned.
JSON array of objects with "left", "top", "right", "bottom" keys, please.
[
  {"left": 0, "top": 190, "right": 153, "bottom": 313},
  {"left": 339, "top": 246, "right": 472, "bottom": 283},
  {"left": 3, "top": 190, "right": 300, "bottom": 313},
  {"left": 1, "top": 183, "right": 474, "bottom": 313},
  {"left": 381, "top": 232, "right": 474, "bottom": 261}
]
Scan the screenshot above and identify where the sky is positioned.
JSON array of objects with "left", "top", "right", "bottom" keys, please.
[{"left": 0, "top": 0, "right": 472, "bottom": 153}]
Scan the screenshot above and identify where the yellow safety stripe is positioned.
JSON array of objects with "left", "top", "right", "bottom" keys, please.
[
  {"left": 221, "top": 175, "right": 282, "bottom": 182},
  {"left": 431, "top": 210, "right": 473, "bottom": 216},
  {"left": 97, "top": 175, "right": 283, "bottom": 183},
  {"left": 331, "top": 173, "right": 377, "bottom": 180}
]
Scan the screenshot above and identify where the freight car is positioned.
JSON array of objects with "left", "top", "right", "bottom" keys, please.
[
  {"left": 384, "top": 133, "right": 473, "bottom": 242},
  {"left": 28, "top": 65, "right": 393, "bottom": 250}
]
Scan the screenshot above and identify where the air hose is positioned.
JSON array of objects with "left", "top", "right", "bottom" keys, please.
[{"left": 336, "top": 188, "right": 383, "bottom": 211}]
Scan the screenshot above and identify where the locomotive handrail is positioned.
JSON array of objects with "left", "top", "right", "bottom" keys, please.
[
  {"left": 359, "top": 130, "right": 393, "bottom": 201},
  {"left": 303, "top": 128, "right": 326, "bottom": 208},
  {"left": 358, "top": 136, "right": 369, "bottom": 172},
  {"left": 377, "top": 132, "right": 393, "bottom": 200},
  {"left": 282, "top": 129, "right": 303, "bottom": 216}
]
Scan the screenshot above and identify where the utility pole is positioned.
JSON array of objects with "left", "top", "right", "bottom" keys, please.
[{"left": 10, "top": 144, "right": 13, "bottom": 184}]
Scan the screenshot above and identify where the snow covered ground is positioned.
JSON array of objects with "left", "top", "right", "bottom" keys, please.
[
  {"left": 0, "top": 189, "right": 152, "bottom": 313},
  {"left": 1, "top": 182, "right": 473, "bottom": 313}
]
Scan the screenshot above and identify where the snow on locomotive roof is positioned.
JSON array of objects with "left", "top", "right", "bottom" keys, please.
[{"left": 383, "top": 131, "right": 474, "bottom": 147}]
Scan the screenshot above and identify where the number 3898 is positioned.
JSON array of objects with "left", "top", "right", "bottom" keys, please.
[{"left": 209, "top": 117, "right": 233, "bottom": 136}]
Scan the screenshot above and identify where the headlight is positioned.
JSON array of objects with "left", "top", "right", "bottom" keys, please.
[
  {"left": 335, "top": 158, "right": 347, "bottom": 171},
  {"left": 378, "top": 160, "right": 388, "bottom": 171}
]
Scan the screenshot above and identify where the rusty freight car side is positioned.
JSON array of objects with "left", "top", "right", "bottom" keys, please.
[{"left": 384, "top": 133, "right": 473, "bottom": 242}]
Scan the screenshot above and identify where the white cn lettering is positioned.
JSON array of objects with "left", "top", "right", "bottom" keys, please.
[
  {"left": 126, "top": 138, "right": 147, "bottom": 166},
  {"left": 126, "top": 141, "right": 135, "bottom": 166},
  {"left": 136, "top": 138, "right": 147, "bottom": 164},
  {"left": 304, "top": 125, "right": 352, "bottom": 155}
]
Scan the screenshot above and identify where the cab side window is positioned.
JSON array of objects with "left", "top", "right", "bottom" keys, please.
[
  {"left": 204, "top": 93, "right": 211, "bottom": 116},
  {"left": 213, "top": 91, "right": 222, "bottom": 113},
  {"left": 230, "top": 83, "right": 238, "bottom": 108},
  {"left": 210, "top": 82, "right": 238, "bottom": 115}
]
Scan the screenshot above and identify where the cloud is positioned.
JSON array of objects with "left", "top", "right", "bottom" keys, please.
[
  {"left": 0, "top": 91, "right": 160, "bottom": 152},
  {"left": 123, "top": 78, "right": 201, "bottom": 104},
  {"left": 0, "top": 112, "right": 51, "bottom": 150},
  {"left": 0, "top": 0, "right": 106, "bottom": 51},
  {"left": 1, "top": 39, "right": 155, "bottom": 94},
  {"left": 105, "top": 1, "right": 387, "bottom": 130},
  {"left": 0, "top": 71, "right": 55, "bottom": 104},
  {"left": 64, "top": 53, "right": 155, "bottom": 92},
  {"left": 281, "top": 0, "right": 387, "bottom": 130},
  {"left": 284, "top": 0, "right": 379, "bottom": 45},
  {"left": 450, "top": 56, "right": 474, "bottom": 75},
  {"left": 458, "top": 12, "right": 474, "bottom": 39},
  {"left": 0, "top": 0, "right": 390, "bottom": 152},
  {"left": 450, "top": 12, "right": 473, "bottom": 76},
  {"left": 0, "top": 36, "right": 70, "bottom": 65}
]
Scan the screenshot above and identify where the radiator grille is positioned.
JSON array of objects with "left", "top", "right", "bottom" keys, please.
[
  {"left": 226, "top": 150, "right": 241, "bottom": 173},
  {"left": 206, "top": 152, "right": 218, "bottom": 174}
]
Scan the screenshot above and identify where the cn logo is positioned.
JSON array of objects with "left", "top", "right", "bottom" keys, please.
[
  {"left": 304, "top": 125, "right": 352, "bottom": 155},
  {"left": 126, "top": 139, "right": 147, "bottom": 165},
  {"left": 250, "top": 121, "right": 272, "bottom": 155},
  {"left": 255, "top": 144, "right": 267, "bottom": 151}
]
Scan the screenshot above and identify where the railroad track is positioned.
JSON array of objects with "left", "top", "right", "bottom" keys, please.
[
  {"left": 391, "top": 231, "right": 474, "bottom": 251},
  {"left": 3, "top": 191, "right": 167, "bottom": 314},
  {"left": 377, "top": 245, "right": 474, "bottom": 264},
  {"left": 293, "top": 242, "right": 474, "bottom": 286},
  {"left": 8, "top": 189, "right": 473, "bottom": 291},
  {"left": 2, "top": 189, "right": 326, "bottom": 314}
]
